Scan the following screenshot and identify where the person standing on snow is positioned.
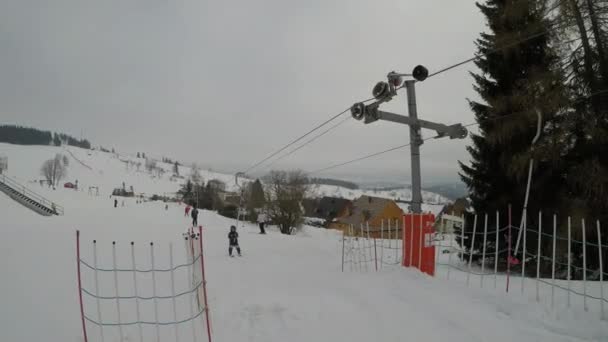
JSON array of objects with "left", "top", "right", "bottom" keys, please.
[
  {"left": 228, "top": 225, "right": 241, "bottom": 257},
  {"left": 257, "top": 211, "right": 267, "bottom": 234},
  {"left": 185, "top": 205, "right": 191, "bottom": 217},
  {"left": 191, "top": 206, "right": 199, "bottom": 227},
  {"left": 114, "top": 198, "right": 118, "bottom": 208}
]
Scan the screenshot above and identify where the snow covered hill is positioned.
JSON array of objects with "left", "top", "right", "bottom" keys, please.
[
  {"left": 311, "top": 183, "right": 449, "bottom": 204},
  {"left": 1, "top": 142, "right": 607, "bottom": 342},
  {"left": 0, "top": 143, "right": 237, "bottom": 205},
  {"left": 0, "top": 142, "right": 450, "bottom": 210}
]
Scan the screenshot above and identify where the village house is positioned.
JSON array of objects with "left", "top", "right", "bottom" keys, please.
[
  {"left": 329, "top": 195, "right": 404, "bottom": 237},
  {"left": 314, "top": 196, "right": 352, "bottom": 225}
]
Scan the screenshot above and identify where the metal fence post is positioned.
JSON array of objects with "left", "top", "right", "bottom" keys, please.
[
  {"left": 536, "top": 212, "right": 542, "bottom": 302},
  {"left": 150, "top": 242, "right": 161, "bottom": 342},
  {"left": 507, "top": 204, "right": 512, "bottom": 293},
  {"left": 597, "top": 220, "right": 605, "bottom": 320},
  {"left": 551, "top": 214, "right": 556, "bottom": 308},
  {"left": 76, "top": 231, "right": 89, "bottom": 342},
  {"left": 374, "top": 238, "right": 378, "bottom": 272},
  {"left": 521, "top": 214, "right": 527, "bottom": 294},
  {"left": 112, "top": 242, "right": 124, "bottom": 341},
  {"left": 494, "top": 211, "right": 499, "bottom": 289},
  {"left": 481, "top": 214, "right": 488, "bottom": 288},
  {"left": 582, "top": 218, "right": 588, "bottom": 311},
  {"left": 567, "top": 216, "right": 572, "bottom": 307},
  {"left": 380, "top": 220, "right": 384, "bottom": 270},
  {"left": 467, "top": 214, "right": 478, "bottom": 287},
  {"left": 367, "top": 222, "right": 373, "bottom": 266},
  {"left": 341, "top": 231, "right": 345, "bottom": 272},
  {"left": 169, "top": 243, "right": 180, "bottom": 342},
  {"left": 130, "top": 242, "right": 143, "bottom": 342},
  {"left": 93, "top": 240, "right": 104, "bottom": 342},
  {"left": 460, "top": 214, "right": 465, "bottom": 264}
]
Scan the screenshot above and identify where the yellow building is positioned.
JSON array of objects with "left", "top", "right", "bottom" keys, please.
[{"left": 329, "top": 195, "right": 404, "bottom": 238}]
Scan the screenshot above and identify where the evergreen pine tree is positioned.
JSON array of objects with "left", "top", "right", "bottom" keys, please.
[
  {"left": 53, "top": 133, "right": 61, "bottom": 146},
  {"left": 249, "top": 179, "right": 265, "bottom": 209},
  {"left": 459, "top": 0, "right": 567, "bottom": 268},
  {"left": 554, "top": 0, "right": 608, "bottom": 223}
]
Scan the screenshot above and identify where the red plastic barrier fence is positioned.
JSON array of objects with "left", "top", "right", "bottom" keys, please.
[{"left": 403, "top": 214, "right": 436, "bottom": 276}]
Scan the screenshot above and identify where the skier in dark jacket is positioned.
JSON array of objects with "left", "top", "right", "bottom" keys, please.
[
  {"left": 228, "top": 225, "right": 241, "bottom": 257},
  {"left": 191, "top": 206, "right": 199, "bottom": 226}
]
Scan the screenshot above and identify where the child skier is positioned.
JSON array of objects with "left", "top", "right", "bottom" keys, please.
[
  {"left": 191, "top": 206, "right": 199, "bottom": 226},
  {"left": 228, "top": 225, "right": 241, "bottom": 257}
]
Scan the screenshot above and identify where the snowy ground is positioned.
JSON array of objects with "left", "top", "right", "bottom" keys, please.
[
  {"left": 1, "top": 190, "right": 607, "bottom": 341},
  {"left": 1, "top": 143, "right": 607, "bottom": 341},
  {"left": 433, "top": 234, "right": 608, "bottom": 318}
]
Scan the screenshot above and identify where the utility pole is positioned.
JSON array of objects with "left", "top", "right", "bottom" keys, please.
[
  {"left": 405, "top": 80, "right": 423, "bottom": 213},
  {"left": 350, "top": 65, "right": 468, "bottom": 213}
]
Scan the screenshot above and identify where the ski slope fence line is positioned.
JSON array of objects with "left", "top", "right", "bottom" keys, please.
[
  {"left": 76, "top": 226, "right": 212, "bottom": 342},
  {"left": 435, "top": 210, "right": 606, "bottom": 321},
  {"left": 341, "top": 220, "right": 403, "bottom": 273}
]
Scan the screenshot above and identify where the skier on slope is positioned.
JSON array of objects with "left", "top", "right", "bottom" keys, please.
[
  {"left": 185, "top": 204, "right": 191, "bottom": 217},
  {"left": 257, "top": 211, "right": 267, "bottom": 234},
  {"left": 228, "top": 225, "right": 242, "bottom": 257},
  {"left": 191, "top": 205, "right": 199, "bottom": 227}
]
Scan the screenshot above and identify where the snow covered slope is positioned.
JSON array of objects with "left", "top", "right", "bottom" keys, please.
[
  {"left": 311, "top": 183, "right": 449, "bottom": 204},
  {"left": 2, "top": 143, "right": 606, "bottom": 342},
  {"left": 1, "top": 195, "right": 607, "bottom": 341},
  {"left": 0, "top": 143, "right": 239, "bottom": 205},
  {"left": 0, "top": 143, "right": 449, "bottom": 206}
]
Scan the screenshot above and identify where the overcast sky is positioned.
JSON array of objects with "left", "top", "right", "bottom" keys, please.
[{"left": 1, "top": 0, "right": 485, "bottom": 185}]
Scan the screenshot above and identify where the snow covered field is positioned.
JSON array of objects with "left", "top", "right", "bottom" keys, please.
[
  {"left": 312, "top": 183, "right": 449, "bottom": 204},
  {"left": 0, "top": 142, "right": 449, "bottom": 204},
  {"left": 1, "top": 143, "right": 607, "bottom": 341}
]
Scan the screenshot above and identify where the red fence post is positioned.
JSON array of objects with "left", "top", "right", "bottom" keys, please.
[
  {"left": 76, "top": 230, "right": 89, "bottom": 342},
  {"left": 199, "top": 226, "right": 212, "bottom": 342}
]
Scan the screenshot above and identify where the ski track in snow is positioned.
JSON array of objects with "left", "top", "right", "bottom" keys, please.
[{"left": 1, "top": 143, "right": 607, "bottom": 341}]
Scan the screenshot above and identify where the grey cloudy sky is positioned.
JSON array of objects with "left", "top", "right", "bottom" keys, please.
[{"left": 1, "top": 0, "right": 485, "bottom": 184}]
